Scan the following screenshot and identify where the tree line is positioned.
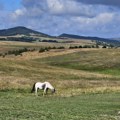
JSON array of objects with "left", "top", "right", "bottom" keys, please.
[{"left": 0, "top": 43, "right": 112, "bottom": 58}]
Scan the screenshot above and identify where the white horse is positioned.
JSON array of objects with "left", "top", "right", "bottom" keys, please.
[{"left": 31, "top": 82, "right": 55, "bottom": 96}]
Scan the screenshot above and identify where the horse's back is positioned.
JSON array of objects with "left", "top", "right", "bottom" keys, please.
[
  {"left": 44, "top": 82, "right": 50, "bottom": 85},
  {"left": 35, "top": 82, "right": 45, "bottom": 89}
]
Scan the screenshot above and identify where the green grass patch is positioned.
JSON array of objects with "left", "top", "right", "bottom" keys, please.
[{"left": 0, "top": 92, "right": 120, "bottom": 120}]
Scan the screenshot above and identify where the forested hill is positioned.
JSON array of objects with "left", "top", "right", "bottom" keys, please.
[
  {"left": 59, "top": 33, "right": 120, "bottom": 46},
  {"left": 0, "top": 26, "right": 50, "bottom": 37}
]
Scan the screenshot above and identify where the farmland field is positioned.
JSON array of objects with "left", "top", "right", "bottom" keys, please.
[{"left": 0, "top": 41, "right": 120, "bottom": 120}]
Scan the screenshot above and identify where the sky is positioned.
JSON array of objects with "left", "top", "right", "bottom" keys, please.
[{"left": 0, "top": 0, "right": 120, "bottom": 38}]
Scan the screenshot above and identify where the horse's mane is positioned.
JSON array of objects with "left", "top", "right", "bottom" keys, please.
[{"left": 31, "top": 83, "right": 36, "bottom": 93}]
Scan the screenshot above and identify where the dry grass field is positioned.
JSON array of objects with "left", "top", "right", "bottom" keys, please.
[
  {"left": 0, "top": 41, "right": 120, "bottom": 96},
  {"left": 0, "top": 41, "right": 120, "bottom": 120}
]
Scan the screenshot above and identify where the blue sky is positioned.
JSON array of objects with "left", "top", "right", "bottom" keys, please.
[
  {"left": 0, "top": 0, "right": 22, "bottom": 11},
  {"left": 0, "top": 0, "right": 120, "bottom": 38}
]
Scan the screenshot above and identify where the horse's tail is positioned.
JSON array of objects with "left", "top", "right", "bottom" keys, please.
[{"left": 31, "top": 83, "right": 36, "bottom": 93}]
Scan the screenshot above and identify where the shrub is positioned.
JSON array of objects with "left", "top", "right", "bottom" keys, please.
[{"left": 39, "top": 48, "right": 45, "bottom": 53}]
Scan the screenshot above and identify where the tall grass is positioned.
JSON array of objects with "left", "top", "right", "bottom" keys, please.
[
  {"left": 36, "top": 49, "right": 120, "bottom": 76},
  {"left": 0, "top": 48, "right": 119, "bottom": 95}
]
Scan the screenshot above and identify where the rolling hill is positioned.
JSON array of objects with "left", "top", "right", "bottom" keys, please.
[
  {"left": 59, "top": 33, "right": 120, "bottom": 46},
  {"left": 0, "top": 26, "right": 50, "bottom": 37},
  {"left": 0, "top": 26, "right": 120, "bottom": 46}
]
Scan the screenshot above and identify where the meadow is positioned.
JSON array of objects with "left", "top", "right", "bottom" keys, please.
[
  {"left": 0, "top": 92, "right": 120, "bottom": 120},
  {"left": 0, "top": 41, "right": 120, "bottom": 120}
]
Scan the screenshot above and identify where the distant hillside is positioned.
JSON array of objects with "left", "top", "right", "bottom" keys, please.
[
  {"left": 59, "top": 33, "right": 120, "bottom": 46},
  {"left": 59, "top": 33, "right": 114, "bottom": 41},
  {"left": 111, "top": 38, "right": 120, "bottom": 41},
  {"left": 0, "top": 26, "right": 49, "bottom": 37},
  {"left": 0, "top": 26, "right": 120, "bottom": 45},
  {"left": 59, "top": 33, "right": 89, "bottom": 39}
]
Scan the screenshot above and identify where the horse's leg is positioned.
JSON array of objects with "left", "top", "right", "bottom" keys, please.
[
  {"left": 43, "top": 87, "right": 47, "bottom": 96},
  {"left": 35, "top": 87, "right": 38, "bottom": 96},
  {"left": 43, "top": 90, "right": 45, "bottom": 96},
  {"left": 43, "top": 92, "right": 45, "bottom": 96}
]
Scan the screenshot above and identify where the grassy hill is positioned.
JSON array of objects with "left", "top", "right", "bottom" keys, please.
[
  {"left": 0, "top": 42, "right": 119, "bottom": 93},
  {"left": 0, "top": 41, "right": 120, "bottom": 120}
]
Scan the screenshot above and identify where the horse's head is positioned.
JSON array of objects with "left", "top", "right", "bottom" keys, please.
[
  {"left": 44, "top": 82, "right": 56, "bottom": 94},
  {"left": 51, "top": 88, "right": 56, "bottom": 94}
]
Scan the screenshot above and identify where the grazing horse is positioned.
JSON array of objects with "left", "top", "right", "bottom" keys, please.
[{"left": 31, "top": 82, "right": 55, "bottom": 96}]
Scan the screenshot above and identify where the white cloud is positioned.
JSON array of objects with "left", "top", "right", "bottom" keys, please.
[
  {"left": 95, "top": 12, "right": 114, "bottom": 24},
  {"left": 72, "top": 12, "right": 114, "bottom": 28},
  {"left": 78, "top": 0, "right": 120, "bottom": 7},
  {"left": 1, "top": 0, "right": 120, "bottom": 38},
  {"left": 17, "top": 0, "right": 98, "bottom": 17},
  {"left": 46, "top": 0, "right": 96, "bottom": 17},
  {"left": 11, "top": 9, "right": 25, "bottom": 20},
  {"left": 47, "top": 0, "right": 64, "bottom": 14}
]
